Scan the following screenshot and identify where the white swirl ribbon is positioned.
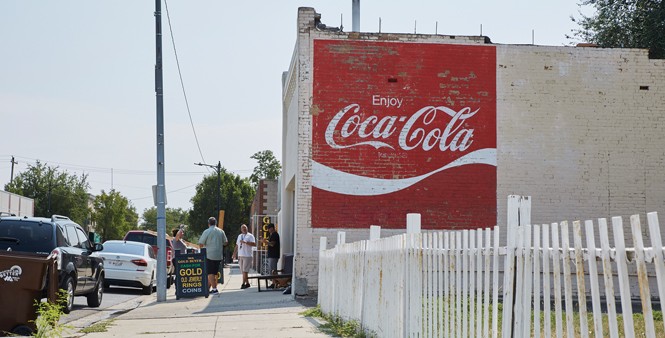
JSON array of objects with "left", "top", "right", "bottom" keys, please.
[{"left": 312, "top": 148, "right": 496, "bottom": 196}]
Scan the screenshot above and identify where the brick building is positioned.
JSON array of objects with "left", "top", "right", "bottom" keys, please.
[
  {"left": 249, "top": 179, "right": 281, "bottom": 274},
  {"left": 280, "top": 7, "right": 665, "bottom": 296}
]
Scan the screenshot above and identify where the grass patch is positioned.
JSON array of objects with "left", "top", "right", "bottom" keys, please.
[
  {"left": 79, "top": 319, "right": 115, "bottom": 334},
  {"left": 431, "top": 297, "right": 664, "bottom": 338},
  {"left": 300, "top": 305, "right": 376, "bottom": 338}
]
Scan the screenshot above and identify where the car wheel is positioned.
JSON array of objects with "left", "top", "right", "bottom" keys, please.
[
  {"left": 142, "top": 273, "right": 154, "bottom": 295},
  {"left": 11, "top": 325, "right": 33, "bottom": 336},
  {"left": 87, "top": 275, "right": 103, "bottom": 308},
  {"left": 61, "top": 276, "right": 75, "bottom": 314}
]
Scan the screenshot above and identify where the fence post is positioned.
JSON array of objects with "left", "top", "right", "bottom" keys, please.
[
  {"left": 503, "top": 195, "right": 531, "bottom": 338},
  {"left": 407, "top": 213, "right": 421, "bottom": 233},
  {"left": 370, "top": 225, "right": 381, "bottom": 241},
  {"left": 337, "top": 231, "right": 346, "bottom": 246},
  {"left": 318, "top": 236, "right": 328, "bottom": 311},
  {"left": 404, "top": 213, "right": 422, "bottom": 337}
]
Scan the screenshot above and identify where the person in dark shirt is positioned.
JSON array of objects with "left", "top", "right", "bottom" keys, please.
[{"left": 262, "top": 223, "right": 280, "bottom": 284}]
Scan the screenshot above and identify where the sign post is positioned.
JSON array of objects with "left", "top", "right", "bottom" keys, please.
[{"left": 174, "top": 248, "right": 208, "bottom": 300}]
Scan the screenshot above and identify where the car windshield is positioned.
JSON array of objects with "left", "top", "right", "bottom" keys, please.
[
  {"left": 0, "top": 220, "right": 54, "bottom": 254},
  {"left": 103, "top": 242, "right": 145, "bottom": 256}
]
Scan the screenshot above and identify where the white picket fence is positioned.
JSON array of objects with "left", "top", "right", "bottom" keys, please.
[{"left": 318, "top": 210, "right": 665, "bottom": 337}]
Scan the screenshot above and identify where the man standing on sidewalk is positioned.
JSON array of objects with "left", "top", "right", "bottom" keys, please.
[
  {"left": 198, "top": 217, "right": 228, "bottom": 295},
  {"left": 232, "top": 224, "right": 256, "bottom": 289}
]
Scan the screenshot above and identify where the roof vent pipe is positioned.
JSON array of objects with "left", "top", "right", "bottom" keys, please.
[{"left": 352, "top": 0, "right": 360, "bottom": 32}]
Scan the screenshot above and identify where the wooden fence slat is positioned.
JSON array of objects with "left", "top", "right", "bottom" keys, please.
[
  {"left": 584, "top": 220, "right": 603, "bottom": 338},
  {"left": 444, "top": 232, "right": 451, "bottom": 338},
  {"left": 551, "top": 222, "right": 564, "bottom": 338},
  {"left": 483, "top": 228, "right": 491, "bottom": 338},
  {"left": 522, "top": 225, "right": 533, "bottom": 337},
  {"left": 560, "top": 221, "right": 575, "bottom": 338},
  {"left": 646, "top": 212, "right": 665, "bottom": 334},
  {"left": 598, "top": 218, "right": 619, "bottom": 338},
  {"left": 469, "top": 231, "right": 476, "bottom": 338},
  {"left": 450, "top": 232, "right": 460, "bottom": 337},
  {"left": 430, "top": 232, "right": 443, "bottom": 337},
  {"left": 463, "top": 230, "right": 469, "bottom": 338},
  {"left": 476, "top": 230, "right": 483, "bottom": 338},
  {"left": 502, "top": 199, "right": 519, "bottom": 338},
  {"left": 492, "top": 227, "right": 500, "bottom": 338},
  {"left": 611, "top": 216, "right": 635, "bottom": 338},
  {"left": 533, "top": 224, "right": 541, "bottom": 338},
  {"left": 513, "top": 227, "right": 525, "bottom": 338},
  {"left": 573, "top": 220, "right": 589, "bottom": 338},
  {"left": 542, "top": 224, "right": 552, "bottom": 338},
  {"left": 427, "top": 233, "right": 434, "bottom": 338},
  {"left": 629, "top": 214, "right": 656, "bottom": 338},
  {"left": 435, "top": 232, "right": 440, "bottom": 337},
  {"left": 456, "top": 232, "right": 462, "bottom": 338}
]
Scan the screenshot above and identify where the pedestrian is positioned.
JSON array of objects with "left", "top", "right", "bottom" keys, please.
[
  {"left": 261, "top": 223, "right": 279, "bottom": 271},
  {"left": 232, "top": 224, "right": 256, "bottom": 289},
  {"left": 198, "top": 217, "right": 228, "bottom": 295},
  {"left": 171, "top": 225, "right": 187, "bottom": 255}
]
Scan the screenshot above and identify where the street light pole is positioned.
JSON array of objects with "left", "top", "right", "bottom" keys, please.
[
  {"left": 194, "top": 161, "right": 225, "bottom": 281},
  {"left": 194, "top": 162, "right": 222, "bottom": 217},
  {"left": 216, "top": 161, "right": 221, "bottom": 215}
]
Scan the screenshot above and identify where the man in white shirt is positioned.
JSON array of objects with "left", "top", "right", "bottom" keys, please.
[{"left": 232, "top": 224, "right": 255, "bottom": 289}]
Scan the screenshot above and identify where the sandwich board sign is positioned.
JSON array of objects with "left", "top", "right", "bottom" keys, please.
[{"left": 174, "top": 248, "right": 208, "bottom": 299}]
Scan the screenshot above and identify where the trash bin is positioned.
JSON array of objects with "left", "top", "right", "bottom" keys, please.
[{"left": 0, "top": 251, "right": 57, "bottom": 336}]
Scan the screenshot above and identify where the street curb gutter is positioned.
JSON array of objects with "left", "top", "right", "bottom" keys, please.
[{"left": 65, "top": 294, "right": 150, "bottom": 334}]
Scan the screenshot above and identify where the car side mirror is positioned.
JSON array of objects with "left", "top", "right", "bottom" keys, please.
[{"left": 93, "top": 243, "right": 104, "bottom": 252}]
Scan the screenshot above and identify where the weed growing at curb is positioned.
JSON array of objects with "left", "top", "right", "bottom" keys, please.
[
  {"left": 301, "top": 305, "right": 376, "bottom": 338},
  {"left": 32, "top": 291, "right": 72, "bottom": 338},
  {"left": 79, "top": 319, "right": 115, "bottom": 334}
]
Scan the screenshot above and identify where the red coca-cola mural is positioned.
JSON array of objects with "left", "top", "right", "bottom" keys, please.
[{"left": 312, "top": 40, "right": 496, "bottom": 229}]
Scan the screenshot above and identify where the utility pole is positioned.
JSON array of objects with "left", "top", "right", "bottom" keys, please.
[
  {"left": 154, "top": 0, "right": 168, "bottom": 302},
  {"left": 10, "top": 156, "right": 17, "bottom": 184}
]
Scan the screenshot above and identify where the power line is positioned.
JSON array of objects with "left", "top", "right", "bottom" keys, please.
[
  {"left": 163, "top": 0, "right": 209, "bottom": 171},
  {"left": 5, "top": 155, "right": 252, "bottom": 178}
]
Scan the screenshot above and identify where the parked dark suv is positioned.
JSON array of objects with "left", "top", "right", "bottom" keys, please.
[
  {"left": 0, "top": 214, "right": 104, "bottom": 313},
  {"left": 123, "top": 230, "right": 174, "bottom": 288}
]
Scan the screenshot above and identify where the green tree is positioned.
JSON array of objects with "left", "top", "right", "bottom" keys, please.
[
  {"left": 140, "top": 206, "right": 190, "bottom": 237},
  {"left": 4, "top": 161, "right": 90, "bottom": 224},
  {"left": 249, "top": 150, "right": 281, "bottom": 188},
  {"left": 189, "top": 168, "right": 254, "bottom": 250},
  {"left": 92, "top": 190, "right": 138, "bottom": 241},
  {"left": 570, "top": 0, "right": 665, "bottom": 58}
]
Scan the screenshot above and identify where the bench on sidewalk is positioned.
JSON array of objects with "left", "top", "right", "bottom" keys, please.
[{"left": 248, "top": 253, "right": 292, "bottom": 292}]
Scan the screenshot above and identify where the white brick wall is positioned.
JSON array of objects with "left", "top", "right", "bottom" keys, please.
[{"left": 282, "top": 7, "right": 665, "bottom": 295}]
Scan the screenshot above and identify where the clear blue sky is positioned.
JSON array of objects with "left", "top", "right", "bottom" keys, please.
[{"left": 0, "top": 1, "right": 591, "bottom": 218}]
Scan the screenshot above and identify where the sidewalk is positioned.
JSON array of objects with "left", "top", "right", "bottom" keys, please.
[{"left": 77, "top": 264, "right": 330, "bottom": 338}]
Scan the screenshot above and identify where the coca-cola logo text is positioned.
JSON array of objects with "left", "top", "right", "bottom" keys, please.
[{"left": 324, "top": 103, "right": 479, "bottom": 152}]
